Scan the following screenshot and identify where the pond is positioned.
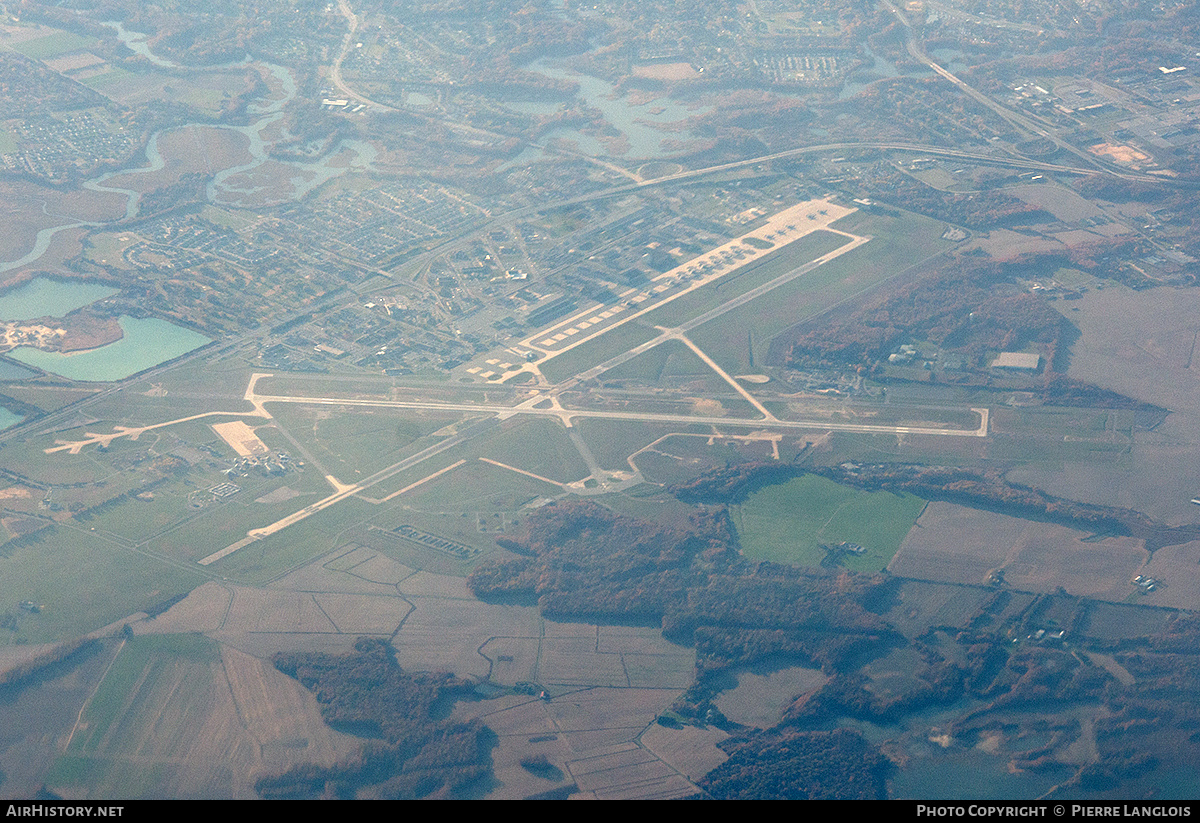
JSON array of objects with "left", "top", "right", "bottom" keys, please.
[
  {"left": 8, "top": 316, "right": 210, "bottom": 382},
  {"left": 0, "top": 405, "right": 22, "bottom": 431},
  {"left": 520, "top": 56, "right": 710, "bottom": 157},
  {"left": 0, "top": 278, "right": 119, "bottom": 321}
]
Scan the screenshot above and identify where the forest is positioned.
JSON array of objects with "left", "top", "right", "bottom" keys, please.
[
  {"left": 462, "top": 493, "right": 1200, "bottom": 797},
  {"left": 783, "top": 252, "right": 1095, "bottom": 373},
  {"left": 257, "top": 638, "right": 492, "bottom": 799}
]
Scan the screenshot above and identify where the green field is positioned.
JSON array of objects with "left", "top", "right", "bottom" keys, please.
[
  {"left": 210, "top": 493, "right": 384, "bottom": 582},
  {"left": 86, "top": 466, "right": 329, "bottom": 552},
  {"left": 46, "top": 634, "right": 220, "bottom": 796},
  {"left": 355, "top": 446, "right": 473, "bottom": 501},
  {"left": 688, "top": 209, "right": 955, "bottom": 373},
  {"left": 476, "top": 417, "right": 590, "bottom": 484},
  {"left": 984, "top": 405, "right": 1134, "bottom": 464},
  {"left": 600, "top": 338, "right": 727, "bottom": 391},
  {"left": 266, "top": 403, "right": 460, "bottom": 480},
  {"left": 394, "top": 458, "right": 560, "bottom": 513},
  {"left": 641, "top": 229, "right": 852, "bottom": 328},
  {"left": 0, "top": 529, "right": 207, "bottom": 644},
  {"left": 573, "top": 418, "right": 690, "bottom": 470},
  {"left": 11, "top": 31, "right": 98, "bottom": 58},
  {"left": 731, "top": 474, "right": 926, "bottom": 571},
  {"left": 537, "top": 322, "right": 659, "bottom": 384},
  {"left": 763, "top": 399, "right": 981, "bottom": 430},
  {"left": 201, "top": 425, "right": 578, "bottom": 582},
  {"left": 81, "top": 68, "right": 132, "bottom": 89},
  {"left": 65, "top": 634, "right": 219, "bottom": 754}
]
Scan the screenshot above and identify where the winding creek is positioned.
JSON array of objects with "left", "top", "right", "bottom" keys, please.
[
  {"left": 2, "top": 23, "right": 377, "bottom": 274},
  {"left": 0, "top": 25, "right": 377, "bottom": 393}
]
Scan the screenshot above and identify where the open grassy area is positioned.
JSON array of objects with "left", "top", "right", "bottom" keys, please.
[
  {"left": 765, "top": 399, "right": 981, "bottom": 430},
  {"left": 1, "top": 436, "right": 110, "bottom": 486},
  {"left": 641, "top": 230, "right": 851, "bottom": 328},
  {"left": 0, "top": 383, "right": 102, "bottom": 413},
  {"left": 65, "top": 634, "right": 219, "bottom": 754},
  {"left": 267, "top": 404, "right": 459, "bottom": 480},
  {"left": 81, "top": 67, "right": 134, "bottom": 90},
  {"left": 210, "top": 494, "right": 383, "bottom": 583},
  {"left": 46, "top": 634, "right": 260, "bottom": 797},
  {"left": 400, "top": 456, "right": 563, "bottom": 511},
  {"left": 80, "top": 478, "right": 213, "bottom": 543},
  {"left": 537, "top": 322, "right": 659, "bottom": 384},
  {"left": 0, "top": 529, "right": 207, "bottom": 645},
  {"left": 84, "top": 463, "right": 329, "bottom": 551},
  {"left": 354, "top": 446, "right": 472, "bottom": 502},
  {"left": 689, "top": 209, "right": 954, "bottom": 373},
  {"left": 573, "top": 418, "right": 691, "bottom": 470},
  {"left": 629, "top": 430, "right": 781, "bottom": 484},
  {"left": 10, "top": 31, "right": 97, "bottom": 58},
  {"left": 199, "top": 205, "right": 257, "bottom": 231},
  {"left": 600, "top": 338, "right": 725, "bottom": 389},
  {"left": 731, "top": 473, "right": 926, "bottom": 571},
  {"left": 476, "top": 417, "right": 590, "bottom": 484}
]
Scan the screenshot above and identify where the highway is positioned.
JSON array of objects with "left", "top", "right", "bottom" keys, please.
[{"left": 880, "top": 0, "right": 1143, "bottom": 180}]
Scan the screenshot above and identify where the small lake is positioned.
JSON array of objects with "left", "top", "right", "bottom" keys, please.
[
  {"left": 0, "top": 405, "right": 23, "bottom": 431},
  {"left": 0, "top": 359, "right": 37, "bottom": 381},
  {"left": 890, "top": 746, "right": 1072, "bottom": 799},
  {"left": 0, "top": 278, "right": 211, "bottom": 381},
  {"left": 520, "top": 57, "right": 709, "bottom": 157},
  {"left": 0, "top": 279, "right": 119, "bottom": 321},
  {"left": 839, "top": 44, "right": 933, "bottom": 99},
  {"left": 8, "top": 316, "right": 210, "bottom": 382}
]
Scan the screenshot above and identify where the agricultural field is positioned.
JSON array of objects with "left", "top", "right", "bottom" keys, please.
[
  {"left": 730, "top": 474, "right": 927, "bottom": 570},
  {"left": 0, "top": 529, "right": 207, "bottom": 644},
  {"left": 455, "top": 687, "right": 702, "bottom": 799},
  {"left": 878, "top": 580, "right": 1029, "bottom": 640},
  {"left": 9, "top": 31, "right": 97, "bottom": 59},
  {"left": 46, "top": 633, "right": 359, "bottom": 798},
  {"left": 5, "top": 0, "right": 1200, "bottom": 800},
  {"left": 713, "top": 663, "right": 827, "bottom": 728},
  {"left": 890, "top": 501, "right": 1148, "bottom": 599},
  {"left": 1137, "top": 539, "right": 1200, "bottom": 610},
  {"left": 997, "top": 286, "right": 1200, "bottom": 525},
  {"left": 0, "top": 640, "right": 122, "bottom": 798}
]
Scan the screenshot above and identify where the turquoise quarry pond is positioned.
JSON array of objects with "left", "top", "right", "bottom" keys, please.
[
  {"left": 0, "top": 279, "right": 119, "bottom": 321},
  {"left": 0, "top": 405, "right": 21, "bottom": 431},
  {"left": 8, "top": 316, "right": 210, "bottom": 382},
  {"left": 0, "top": 278, "right": 210, "bottom": 382}
]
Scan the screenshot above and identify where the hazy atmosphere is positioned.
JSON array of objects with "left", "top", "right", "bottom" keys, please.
[{"left": 1, "top": 0, "right": 1200, "bottom": 802}]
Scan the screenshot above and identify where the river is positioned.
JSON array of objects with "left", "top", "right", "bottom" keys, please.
[
  {"left": 2, "top": 24, "right": 377, "bottom": 272},
  {"left": 518, "top": 56, "right": 710, "bottom": 158},
  {"left": 0, "top": 26, "right": 382, "bottom": 383}
]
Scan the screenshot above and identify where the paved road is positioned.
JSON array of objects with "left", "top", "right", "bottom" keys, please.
[
  {"left": 880, "top": 0, "right": 1146, "bottom": 180},
  {"left": 247, "top": 381, "right": 989, "bottom": 439}
]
